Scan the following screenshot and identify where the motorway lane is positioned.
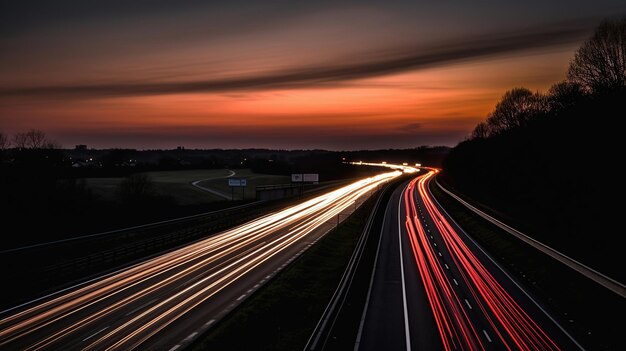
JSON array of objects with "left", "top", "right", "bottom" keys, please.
[
  {"left": 0, "top": 172, "right": 399, "bottom": 351},
  {"left": 358, "top": 181, "right": 440, "bottom": 351},
  {"left": 357, "top": 170, "right": 582, "bottom": 351}
]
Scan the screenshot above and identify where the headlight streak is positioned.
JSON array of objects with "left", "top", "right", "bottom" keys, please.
[
  {"left": 0, "top": 171, "right": 400, "bottom": 350},
  {"left": 403, "top": 171, "right": 560, "bottom": 351}
]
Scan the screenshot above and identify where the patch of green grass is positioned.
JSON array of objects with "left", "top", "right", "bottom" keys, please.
[
  {"left": 192, "top": 198, "right": 375, "bottom": 351},
  {"left": 430, "top": 181, "right": 625, "bottom": 350},
  {"left": 82, "top": 169, "right": 288, "bottom": 205},
  {"left": 197, "top": 169, "right": 290, "bottom": 200}
]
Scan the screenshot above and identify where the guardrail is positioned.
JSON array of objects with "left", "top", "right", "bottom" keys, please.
[{"left": 435, "top": 179, "right": 626, "bottom": 298}]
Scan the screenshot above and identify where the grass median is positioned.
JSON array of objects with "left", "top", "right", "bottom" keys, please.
[
  {"left": 192, "top": 192, "right": 379, "bottom": 351},
  {"left": 430, "top": 179, "right": 625, "bottom": 351}
]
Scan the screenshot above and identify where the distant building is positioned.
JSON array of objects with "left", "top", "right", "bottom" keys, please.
[
  {"left": 75, "top": 144, "right": 87, "bottom": 150},
  {"left": 177, "top": 146, "right": 185, "bottom": 150}
]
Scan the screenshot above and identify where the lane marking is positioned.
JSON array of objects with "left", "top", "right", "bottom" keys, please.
[
  {"left": 204, "top": 319, "right": 216, "bottom": 328},
  {"left": 82, "top": 326, "right": 110, "bottom": 342},
  {"left": 237, "top": 294, "right": 246, "bottom": 301},
  {"left": 184, "top": 332, "right": 198, "bottom": 342},
  {"left": 453, "top": 278, "right": 459, "bottom": 286},
  {"left": 124, "top": 298, "right": 158, "bottom": 316},
  {"left": 444, "top": 264, "right": 449, "bottom": 270},
  {"left": 438, "top": 252, "right": 442, "bottom": 257},
  {"left": 397, "top": 189, "right": 412, "bottom": 351},
  {"left": 465, "top": 299, "right": 472, "bottom": 309},
  {"left": 429, "top": 181, "right": 586, "bottom": 350},
  {"left": 483, "top": 330, "right": 492, "bottom": 343},
  {"left": 169, "top": 345, "right": 180, "bottom": 351}
]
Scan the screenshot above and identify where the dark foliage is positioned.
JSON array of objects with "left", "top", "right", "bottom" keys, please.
[{"left": 443, "top": 84, "right": 623, "bottom": 280}]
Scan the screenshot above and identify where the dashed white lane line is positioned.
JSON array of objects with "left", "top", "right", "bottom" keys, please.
[
  {"left": 254, "top": 284, "right": 260, "bottom": 288},
  {"left": 247, "top": 289, "right": 253, "bottom": 294},
  {"left": 265, "top": 275, "right": 271, "bottom": 279},
  {"left": 453, "top": 278, "right": 459, "bottom": 286},
  {"left": 168, "top": 345, "right": 180, "bottom": 351},
  {"left": 438, "top": 252, "right": 442, "bottom": 257},
  {"left": 124, "top": 298, "right": 158, "bottom": 316},
  {"left": 465, "top": 299, "right": 472, "bottom": 309},
  {"left": 483, "top": 330, "right": 493, "bottom": 343},
  {"left": 82, "top": 326, "right": 109, "bottom": 342},
  {"left": 237, "top": 294, "right": 246, "bottom": 301},
  {"left": 204, "top": 319, "right": 216, "bottom": 328},
  {"left": 184, "top": 332, "right": 198, "bottom": 342},
  {"left": 433, "top": 243, "right": 437, "bottom": 247},
  {"left": 444, "top": 264, "right": 449, "bottom": 270}
]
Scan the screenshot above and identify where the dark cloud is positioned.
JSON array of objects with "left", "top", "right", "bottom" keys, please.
[{"left": 0, "top": 21, "right": 592, "bottom": 99}]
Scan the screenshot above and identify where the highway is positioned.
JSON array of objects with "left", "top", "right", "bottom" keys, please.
[
  {"left": 310, "top": 165, "right": 583, "bottom": 351},
  {"left": 0, "top": 171, "right": 399, "bottom": 351},
  {"left": 357, "top": 170, "right": 583, "bottom": 350}
]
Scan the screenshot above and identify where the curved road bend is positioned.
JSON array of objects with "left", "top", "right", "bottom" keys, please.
[
  {"left": 191, "top": 170, "right": 236, "bottom": 200},
  {"left": 0, "top": 172, "right": 399, "bottom": 351},
  {"left": 356, "top": 170, "right": 583, "bottom": 351}
]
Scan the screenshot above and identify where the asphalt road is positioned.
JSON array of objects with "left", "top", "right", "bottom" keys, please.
[
  {"left": 0, "top": 172, "right": 398, "bottom": 351},
  {"left": 356, "top": 170, "right": 584, "bottom": 350}
]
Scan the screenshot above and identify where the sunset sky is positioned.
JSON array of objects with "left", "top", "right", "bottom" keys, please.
[{"left": 1, "top": 1, "right": 625, "bottom": 150}]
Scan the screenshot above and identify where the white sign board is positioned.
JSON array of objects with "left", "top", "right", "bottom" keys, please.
[
  {"left": 228, "top": 178, "right": 247, "bottom": 187},
  {"left": 292, "top": 173, "right": 319, "bottom": 182},
  {"left": 303, "top": 173, "right": 319, "bottom": 182}
]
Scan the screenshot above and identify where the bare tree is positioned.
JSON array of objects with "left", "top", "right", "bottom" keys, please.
[
  {"left": 568, "top": 18, "right": 626, "bottom": 93},
  {"left": 0, "top": 132, "right": 8, "bottom": 150},
  {"left": 117, "top": 173, "right": 156, "bottom": 203},
  {"left": 12, "top": 129, "right": 58, "bottom": 149},
  {"left": 471, "top": 121, "right": 489, "bottom": 139},
  {"left": 485, "top": 88, "right": 546, "bottom": 135}
]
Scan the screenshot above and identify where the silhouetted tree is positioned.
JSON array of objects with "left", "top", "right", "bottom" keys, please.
[
  {"left": 117, "top": 173, "right": 155, "bottom": 203},
  {"left": 485, "top": 88, "right": 546, "bottom": 135},
  {"left": 12, "top": 129, "right": 58, "bottom": 149},
  {"left": 471, "top": 122, "right": 489, "bottom": 139},
  {"left": 568, "top": 18, "right": 626, "bottom": 93},
  {"left": 547, "top": 81, "right": 586, "bottom": 112},
  {"left": 0, "top": 132, "right": 8, "bottom": 150}
]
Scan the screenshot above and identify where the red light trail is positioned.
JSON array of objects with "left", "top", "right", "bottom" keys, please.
[{"left": 403, "top": 171, "right": 560, "bottom": 351}]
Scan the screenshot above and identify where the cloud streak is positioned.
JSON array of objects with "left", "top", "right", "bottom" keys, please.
[{"left": 0, "top": 21, "right": 592, "bottom": 98}]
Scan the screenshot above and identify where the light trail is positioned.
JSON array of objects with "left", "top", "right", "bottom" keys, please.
[
  {"left": 403, "top": 170, "right": 560, "bottom": 351},
  {"left": 0, "top": 171, "right": 400, "bottom": 350}
]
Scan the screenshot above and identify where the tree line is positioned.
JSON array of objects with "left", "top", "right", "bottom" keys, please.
[
  {"left": 441, "top": 17, "right": 625, "bottom": 282},
  {"left": 470, "top": 18, "right": 625, "bottom": 141}
]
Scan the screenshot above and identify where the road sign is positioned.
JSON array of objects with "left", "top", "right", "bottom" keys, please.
[
  {"left": 292, "top": 173, "right": 319, "bottom": 183},
  {"left": 228, "top": 178, "right": 247, "bottom": 187},
  {"left": 303, "top": 173, "right": 319, "bottom": 182}
]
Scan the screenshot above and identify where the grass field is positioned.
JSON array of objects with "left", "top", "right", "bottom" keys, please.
[
  {"left": 83, "top": 169, "right": 288, "bottom": 205},
  {"left": 197, "top": 169, "right": 290, "bottom": 200}
]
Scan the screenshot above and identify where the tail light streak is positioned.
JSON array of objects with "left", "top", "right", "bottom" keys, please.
[
  {"left": 403, "top": 171, "right": 559, "bottom": 351},
  {"left": 0, "top": 171, "right": 400, "bottom": 350}
]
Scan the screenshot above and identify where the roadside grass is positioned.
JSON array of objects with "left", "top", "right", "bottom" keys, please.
[
  {"left": 197, "top": 169, "right": 290, "bottom": 200},
  {"left": 430, "top": 181, "right": 625, "bottom": 351},
  {"left": 82, "top": 169, "right": 287, "bottom": 204},
  {"left": 192, "top": 194, "right": 377, "bottom": 351}
]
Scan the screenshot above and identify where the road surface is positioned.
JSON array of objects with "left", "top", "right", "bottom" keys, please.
[
  {"left": 0, "top": 172, "right": 399, "bottom": 351},
  {"left": 356, "top": 170, "right": 583, "bottom": 350},
  {"left": 190, "top": 170, "right": 236, "bottom": 200}
]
